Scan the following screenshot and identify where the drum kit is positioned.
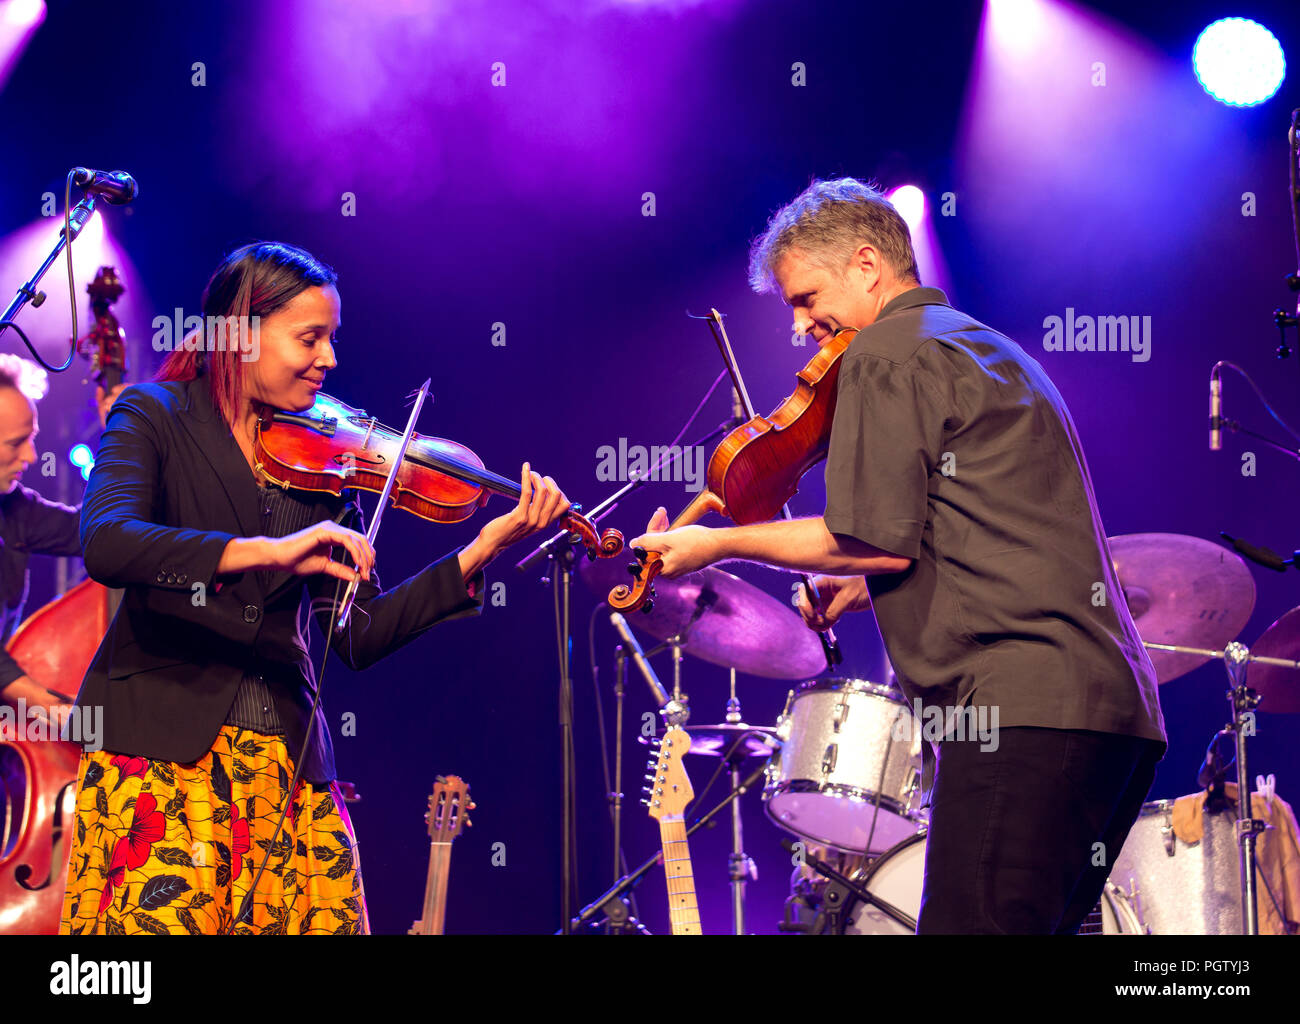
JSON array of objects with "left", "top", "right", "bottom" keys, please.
[{"left": 581, "top": 530, "right": 1300, "bottom": 935}]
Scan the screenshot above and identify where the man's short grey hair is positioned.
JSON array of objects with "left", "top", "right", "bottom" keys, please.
[
  {"left": 0, "top": 353, "right": 49, "bottom": 401},
  {"left": 747, "top": 177, "right": 921, "bottom": 294}
]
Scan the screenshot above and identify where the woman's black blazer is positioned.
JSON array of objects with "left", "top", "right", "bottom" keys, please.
[{"left": 76, "top": 373, "right": 482, "bottom": 782}]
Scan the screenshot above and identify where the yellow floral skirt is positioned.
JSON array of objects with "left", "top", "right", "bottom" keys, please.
[{"left": 59, "top": 724, "right": 369, "bottom": 935}]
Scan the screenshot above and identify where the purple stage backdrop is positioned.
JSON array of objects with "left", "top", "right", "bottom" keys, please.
[{"left": 1, "top": 0, "right": 1297, "bottom": 937}]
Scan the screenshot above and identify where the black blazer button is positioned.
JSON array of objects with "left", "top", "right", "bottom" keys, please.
[
  {"left": 243, "top": 604, "right": 260, "bottom": 623},
  {"left": 177, "top": 573, "right": 188, "bottom": 584},
  {"left": 166, "top": 573, "right": 176, "bottom": 584},
  {"left": 156, "top": 572, "right": 166, "bottom": 583}
]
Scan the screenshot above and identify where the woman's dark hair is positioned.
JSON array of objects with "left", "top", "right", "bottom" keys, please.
[{"left": 154, "top": 242, "right": 337, "bottom": 427}]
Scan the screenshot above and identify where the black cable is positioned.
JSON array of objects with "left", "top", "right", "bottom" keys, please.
[
  {"left": 1213, "top": 360, "right": 1300, "bottom": 444},
  {"left": 0, "top": 174, "right": 79, "bottom": 372}
]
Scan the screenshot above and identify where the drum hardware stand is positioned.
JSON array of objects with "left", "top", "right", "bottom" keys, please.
[
  {"left": 780, "top": 877, "right": 853, "bottom": 935},
  {"left": 722, "top": 668, "right": 757, "bottom": 935},
  {"left": 777, "top": 837, "right": 917, "bottom": 933},
  {"left": 568, "top": 755, "right": 769, "bottom": 934},
  {"left": 1223, "top": 642, "right": 1265, "bottom": 936},
  {"left": 1146, "top": 639, "right": 1300, "bottom": 934}
]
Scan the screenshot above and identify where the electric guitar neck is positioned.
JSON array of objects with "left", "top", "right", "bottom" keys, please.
[{"left": 645, "top": 725, "right": 701, "bottom": 935}]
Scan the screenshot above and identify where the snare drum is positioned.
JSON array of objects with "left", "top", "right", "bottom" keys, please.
[{"left": 764, "top": 677, "right": 925, "bottom": 853}]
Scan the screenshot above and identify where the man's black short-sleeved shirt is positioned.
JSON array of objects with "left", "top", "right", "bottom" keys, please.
[{"left": 823, "top": 287, "right": 1165, "bottom": 746}]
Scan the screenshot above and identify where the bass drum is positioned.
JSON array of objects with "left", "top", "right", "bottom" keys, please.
[{"left": 787, "top": 832, "right": 1145, "bottom": 934}]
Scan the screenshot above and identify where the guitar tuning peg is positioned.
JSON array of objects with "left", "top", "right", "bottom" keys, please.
[
  {"left": 632, "top": 547, "right": 647, "bottom": 561},
  {"left": 643, "top": 599, "right": 654, "bottom": 614}
]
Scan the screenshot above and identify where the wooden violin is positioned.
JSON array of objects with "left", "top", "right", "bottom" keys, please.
[
  {"left": 254, "top": 392, "right": 624, "bottom": 560},
  {"left": 608, "top": 327, "right": 858, "bottom": 614}
]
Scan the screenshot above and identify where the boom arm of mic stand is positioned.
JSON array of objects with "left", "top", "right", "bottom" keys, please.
[{"left": 514, "top": 417, "right": 735, "bottom": 573}]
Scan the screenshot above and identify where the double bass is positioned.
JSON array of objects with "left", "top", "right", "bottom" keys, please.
[{"left": 0, "top": 267, "right": 125, "bottom": 935}]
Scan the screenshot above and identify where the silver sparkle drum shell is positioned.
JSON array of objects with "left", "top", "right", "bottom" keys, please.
[
  {"left": 1108, "top": 798, "right": 1243, "bottom": 935},
  {"left": 763, "top": 678, "right": 925, "bottom": 854}
]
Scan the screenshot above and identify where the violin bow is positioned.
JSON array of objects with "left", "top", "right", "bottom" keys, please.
[
  {"left": 333, "top": 378, "right": 432, "bottom": 633},
  {"left": 706, "top": 309, "right": 843, "bottom": 670}
]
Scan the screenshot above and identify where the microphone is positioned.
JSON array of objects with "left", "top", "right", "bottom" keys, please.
[
  {"left": 71, "top": 167, "right": 139, "bottom": 205},
  {"left": 1197, "top": 732, "right": 1233, "bottom": 789},
  {"left": 1209, "top": 371, "right": 1222, "bottom": 451},
  {"left": 609, "top": 611, "right": 669, "bottom": 707},
  {"left": 1220, "top": 531, "right": 1290, "bottom": 573}
]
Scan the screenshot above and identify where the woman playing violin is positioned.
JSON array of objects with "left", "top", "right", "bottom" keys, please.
[{"left": 60, "top": 241, "right": 570, "bottom": 935}]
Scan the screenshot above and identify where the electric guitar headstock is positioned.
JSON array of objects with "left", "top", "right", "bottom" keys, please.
[{"left": 642, "top": 724, "right": 694, "bottom": 821}]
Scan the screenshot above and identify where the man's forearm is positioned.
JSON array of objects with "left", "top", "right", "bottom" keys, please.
[{"left": 712, "top": 517, "right": 910, "bottom": 575}]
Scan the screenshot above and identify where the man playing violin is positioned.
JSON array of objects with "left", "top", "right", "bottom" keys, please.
[
  {"left": 60, "top": 241, "right": 571, "bottom": 935},
  {"left": 633, "top": 178, "right": 1166, "bottom": 934}
]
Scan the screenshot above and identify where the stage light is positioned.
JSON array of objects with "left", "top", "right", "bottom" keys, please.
[
  {"left": 1193, "top": 18, "right": 1285, "bottom": 107},
  {"left": 68, "top": 443, "right": 93, "bottom": 480},
  {"left": 2, "top": 0, "right": 44, "bottom": 29},
  {"left": 888, "top": 185, "right": 926, "bottom": 232},
  {"left": 0, "top": 0, "right": 44, "bottom": 89},
  {"left": 986, "top": 0, "right": 1046, "bottom": 53}
]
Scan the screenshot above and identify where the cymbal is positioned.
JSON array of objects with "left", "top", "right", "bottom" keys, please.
[
  {"left": 580, "top": 558, "right": 827, "bottom": 679},
  {"left": 1108, "top": 533, "right": 1256, "bottom": 685},
  {"left": 638, "top": 722, "right": 779, "bottom": 758},
  {"left": 1247, "top": 607, "right": 1300, "bottom": 713}
]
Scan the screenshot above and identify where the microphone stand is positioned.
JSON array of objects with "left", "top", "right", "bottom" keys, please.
[
  {"left": 1273, "top": 107, "right": 1298, "bottom": 364},
  {"left": 555, "top": 535, "right": 580, "bottom": 933},
  {"left": 611, "top": 645, "right": 626, "bottom": 893},
  {"left": 0, "top": 196, "right": 96, "bottom": 357},
  {"left": 515, "top": 418, "right": 735, "bottom": 936}
]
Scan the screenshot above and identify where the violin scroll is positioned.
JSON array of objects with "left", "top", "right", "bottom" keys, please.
[
  {"left": 608, "top": 546, "right": 661, "bottom": 614},
  {"left": 562, "top": 503, "right": 625, "bottom": 560}
]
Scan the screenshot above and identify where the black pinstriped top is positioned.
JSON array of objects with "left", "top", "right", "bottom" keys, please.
[{"left": 223, "top": 482, "right": 316, "bottom": 734}]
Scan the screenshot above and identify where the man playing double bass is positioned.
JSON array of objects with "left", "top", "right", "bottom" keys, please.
[
  {"left": 0, "top": 354, "right": 122, "bottom": 714},
  {"left": 633, "top": 178, "right": 1166, "bottom": 934}
]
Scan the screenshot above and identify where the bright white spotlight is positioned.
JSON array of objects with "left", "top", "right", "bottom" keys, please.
[
  {"left": 1193, "top": 18, "right": 1285, "bottom": 107},
  {"left": 987, "top": 0, "right": 1045, "bottom": 54},
  {"left": 3, "top": 0, "right": 45, "bottom": 29},
  {"left": 888, "top": 185, "right": 926, "bottom": 232},
  {"left": 69, "top": 443, "right": 94, "bottom": 480}
]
